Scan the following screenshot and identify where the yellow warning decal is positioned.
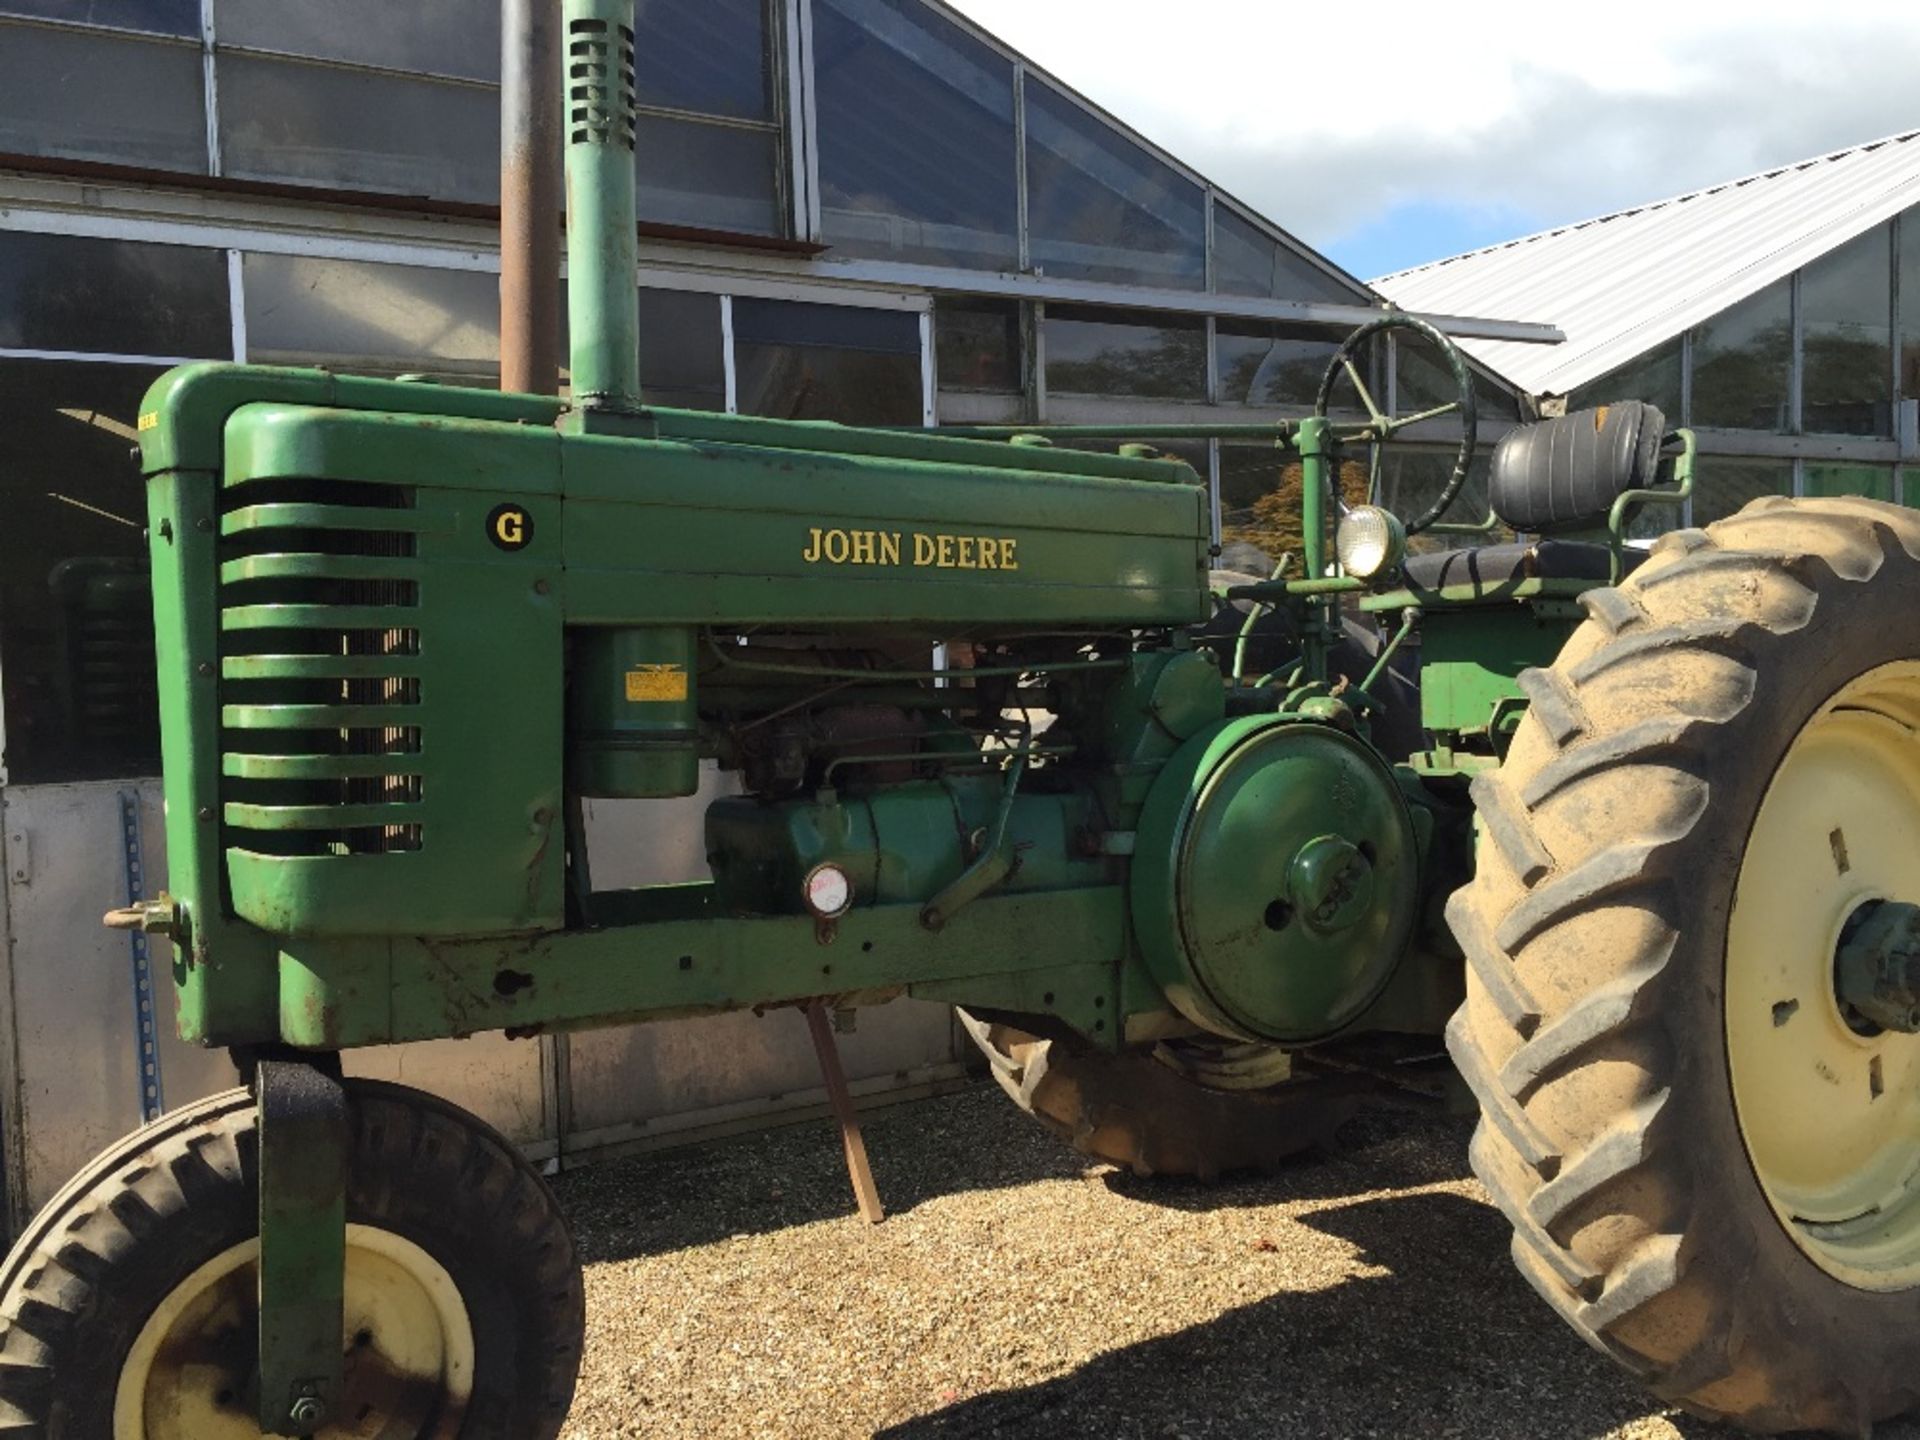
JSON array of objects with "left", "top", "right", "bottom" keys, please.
[
  {"left": 626, "top": 665, "right": 689, "bottom": 703},
  {"left": 137, "top": 412, "right": 159, "bottom": 432}
]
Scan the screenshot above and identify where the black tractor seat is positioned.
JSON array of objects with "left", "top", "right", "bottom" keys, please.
[
  {"left": 1402, "top": 538, "right": 1647, "bottom": 592},
  {"left": 1386, "top": 399, "right": 1671, "bottom": 604}
]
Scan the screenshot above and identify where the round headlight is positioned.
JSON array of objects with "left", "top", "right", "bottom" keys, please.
[
  {"left": 803, "top": 862, "right": 854, "bottom": 919},
  {"left": 1335, "top": 505, "right": 1407, "bottom": 581}
]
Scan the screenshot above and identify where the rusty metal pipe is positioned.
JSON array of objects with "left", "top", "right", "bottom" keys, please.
[{"left": 501, "top": 0, "right": 561, "bottom": 395}]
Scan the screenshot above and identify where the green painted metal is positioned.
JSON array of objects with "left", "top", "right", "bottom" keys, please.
[
  {"left": 572, "top": 627, "right": 702, "bottom": 797},
  {"left": 705, "top": 772, "right": 1109, "bottom": 920},
  {"left": 139, "top": 364, "right": 1213, "bottom": 1040},
  {"left": 255, "top": 1060, "right": 348, "bottom": 1435},
  {"left": 937, "top": 422, "right": 1298, "bottom": 443},
  {"left": 270, "top": 885, "right": 1128, "bottom": 1048},
  {"left": 1405, "top": 603, "right": 1573, "bottom": 742},
  {"left": 562, "top": 0, "right": 644, "bottom": 413},
  {"left": 134, "top": 343, "right": 1657, "bottom": 1067},
  {"left": 216, "top": 403, "right": 565, "bottom": 942},
  {"left": 1129, "top": 716, "right": 1420, "bottom": 1043},
  {"left": 162, "top": 393, "right": 1206, "bottom": 956}
]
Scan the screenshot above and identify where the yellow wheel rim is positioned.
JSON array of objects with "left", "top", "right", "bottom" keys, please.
[
  {"left": 1728, "top": 661, "right": 1920, "bottom": 1290},
  {"left": 112, "top": 1223, "right": 476, "bottom": 1438}
]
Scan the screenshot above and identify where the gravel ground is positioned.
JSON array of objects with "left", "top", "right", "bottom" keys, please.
[{"left": 553, "top": 1084, "right": 1920, "bottom": 1440}]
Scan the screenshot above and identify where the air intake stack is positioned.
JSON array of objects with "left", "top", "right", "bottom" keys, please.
[
  {"left": 563, "top": 0, "right": 643, "bottom": 413},
  {"left": 559, "top": 0, "right": 699, "bottom": 795}
]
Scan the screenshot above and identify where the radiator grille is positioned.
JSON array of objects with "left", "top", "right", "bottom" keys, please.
[{"left": 218, "top": 476, "right": 425, "bottom": 856}]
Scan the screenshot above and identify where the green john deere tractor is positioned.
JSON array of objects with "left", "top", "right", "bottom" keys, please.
[{"left": 5, "top": 2, "right": 1920, "bottom": 1435}]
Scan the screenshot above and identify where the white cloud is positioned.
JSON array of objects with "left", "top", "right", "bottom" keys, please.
[{"left": 945, "top": 0, "right": 1920, "bottom": 259}]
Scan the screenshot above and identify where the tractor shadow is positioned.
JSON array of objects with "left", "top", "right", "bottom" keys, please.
[
  {"left": 555, "top": 1088, "right": 1915, "bottom": 1439},
  {"left": 875, "top": 1185, "right": 1742, "bottom": 1440},
  {"left": 553, "top": 1083, "right": 1094, "bottom": 1263},
  {"left": 554, "top": 1086, "right": 1474, "bottom": 1265}
]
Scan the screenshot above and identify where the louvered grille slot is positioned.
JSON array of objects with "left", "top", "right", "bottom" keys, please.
[{"left": 218, "top": 477, "right": 425, "bottom": 856}]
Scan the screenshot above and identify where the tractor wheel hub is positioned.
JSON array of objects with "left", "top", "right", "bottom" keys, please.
[{"left": 1835, "top": 899, "right": 1920, "bottom": 1035}]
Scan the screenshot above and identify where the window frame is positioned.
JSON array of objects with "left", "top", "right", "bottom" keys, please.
[
  {"left": 0, "top": 197, "right": 939, "bottom": 786},
  {"left": 2, "top": 1, "right": 799, "bottom": 240}
]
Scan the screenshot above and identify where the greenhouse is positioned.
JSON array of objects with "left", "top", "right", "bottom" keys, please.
[{"left": 0, "top": 0, "right": 1541, "bottom": 1223}]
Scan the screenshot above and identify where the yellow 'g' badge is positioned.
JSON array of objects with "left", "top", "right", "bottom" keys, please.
[{"left": 486, "top": 503, "right": 533, "bottom": 551}]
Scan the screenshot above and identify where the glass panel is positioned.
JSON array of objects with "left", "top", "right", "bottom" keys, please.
[
  {"left": 0, "top": 358, "right": 164, "bottom": 783},
  {"left": 1213, "top": 206, "right": 1363, "bottom": 305},
  {"left": 935, "top": 298, "right": 1020, "bottom": 394},
  {"left": 244, "top": 254, "right": 500, "bottom": 377},
  {"left": 219, "top": 53, "right": 497, "bottom": 202},
  {"left": 814, "top": 0, "right": 1017, "bottom": 270},
  {"left": 1215, "top": 321, "right": 1341, "bottom": 407},
  {"left": 1391, "top": 337, "right": 1460, "bottom": 413},
  {"left": 213, "top": 0, "right": 499, "bottom": 81},
  {"left": 1, "top": 232, "right": 229, "bottom": 358},
  {"left": 1316, "top": 334, "right": 1388, "bottom": 417},
  {"left": 1475, "top": 371, "right": 1522, "bottom": 423},
  {"left": 733, "top": 298, "right": 922, "bottom": 424},
  {"left": 1, "top": 0, "right": 197, "bottom": 35},
  {"left": 1219, "top": 442, "right": 1371, "bottom": 572},
  {"left": 1395, "top": 339, "right": 1452, "bottom": 414},
  {"left": 1392, "top": 341, "right": 1520, "bottom": 426},
  {"left": 554, "top": 284, "right": 725, "bottom": 407},
  {"left": 1691, "top": 457, "right": 1791, "bottom": 527},
  {"left": 635, "top": 0, "right": 772, "bottom": 122},
  {"left": 1024, "top": 81, "right": 1205, "bottom": 290},
  {"left": 1802, "top": 223, "right": 1892, "bottom": 436},
  {"left": 1568, "top": 337, "right": 1683, "bottom": 421},
  {"left": 1903, "top": 205, "right": 1920, "bottom": 407},
  {"left": 1378, "top": 449, "right": 1495, "bottom": 549},
  {"left": 0, "top": 22, "right": 206, "bottom": 173},
  {"left": 1805, "top": 463, "right": 1895, "bottom": 501},
  {"left": 637, "top": 288, "right": 724, "bottom": 410},
  {"left": 1044, "top": 306, "right": 1204, "bottom": 399},
  {"left": 1689, "top": 279, "right": 1791, "bottom": 431},
  {"left": 636, "top": 115, "right": 781, "bottom": 236}
]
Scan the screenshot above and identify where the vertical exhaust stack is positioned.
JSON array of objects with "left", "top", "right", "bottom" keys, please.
[
  {"left": 562, "top": 0, "right": 643, "bottom": 412},
  {"left": 500, "top": 0, "right": 561, "bottom": 395}
]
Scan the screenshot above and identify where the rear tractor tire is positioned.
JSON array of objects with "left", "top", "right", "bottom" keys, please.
[
  {"left": 1448, "top": 496, "right": 1920, "bottom": 1433},
  {"left": 959, "top": 1012, "right": 1361, "bottom": 1179},
  {"left": 0, "top": 1079, "right": 583, "bottom": 1439}
]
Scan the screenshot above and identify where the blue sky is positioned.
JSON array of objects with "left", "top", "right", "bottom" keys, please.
[
  {"left": 1319, "top": 200, "right": 1544, "bottom": 283},
  {"left": 947, "top": 0, "right": 1920, "bottom": 282}
]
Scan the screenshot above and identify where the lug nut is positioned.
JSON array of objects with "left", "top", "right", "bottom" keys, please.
[{"left": 288, "top": 1395, "right": 328, "bottom": 1427}]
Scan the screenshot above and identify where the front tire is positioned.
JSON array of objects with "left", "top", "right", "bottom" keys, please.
[
  {"left": 1448, "top": 497, "right": 1920, "bottom": 1433},
  {"left": 0, "top": 1079, "right": 583, "bottom": 1438}
]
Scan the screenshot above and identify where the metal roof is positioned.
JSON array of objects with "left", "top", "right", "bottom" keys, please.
[{"left": 1372, "top": 129, "right": 1920, "bottom": 395}]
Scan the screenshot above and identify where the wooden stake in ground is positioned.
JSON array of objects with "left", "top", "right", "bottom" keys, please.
[{"left": 804, "top": 1001, "right": 885, "bottom": 1224}]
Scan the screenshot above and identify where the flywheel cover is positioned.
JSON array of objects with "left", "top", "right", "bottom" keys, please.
[{"left": 1131, "top": 717, "right": 1419, "bottom": 1043}]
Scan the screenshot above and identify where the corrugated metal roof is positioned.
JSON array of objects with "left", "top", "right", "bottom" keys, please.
[{"left": 1372, "top": 129, "right": 1920, "bottom": 395}]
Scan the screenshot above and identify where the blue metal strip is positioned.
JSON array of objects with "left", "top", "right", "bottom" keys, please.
[{"left": 118, "top": 790, "right": 165, "bottom": 1123}]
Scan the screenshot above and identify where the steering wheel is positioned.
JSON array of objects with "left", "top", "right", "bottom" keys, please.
[{"left": 1311, "top": 313, "right": 1477, "bottom": 536}]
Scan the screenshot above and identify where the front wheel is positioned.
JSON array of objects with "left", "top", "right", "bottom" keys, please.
[
  {"left": 1448, "top": 497, "right": 1920, "bottom": 1433},
  {"left": 0, "top": 1079, "right": 583, "bottom": 1438}
]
